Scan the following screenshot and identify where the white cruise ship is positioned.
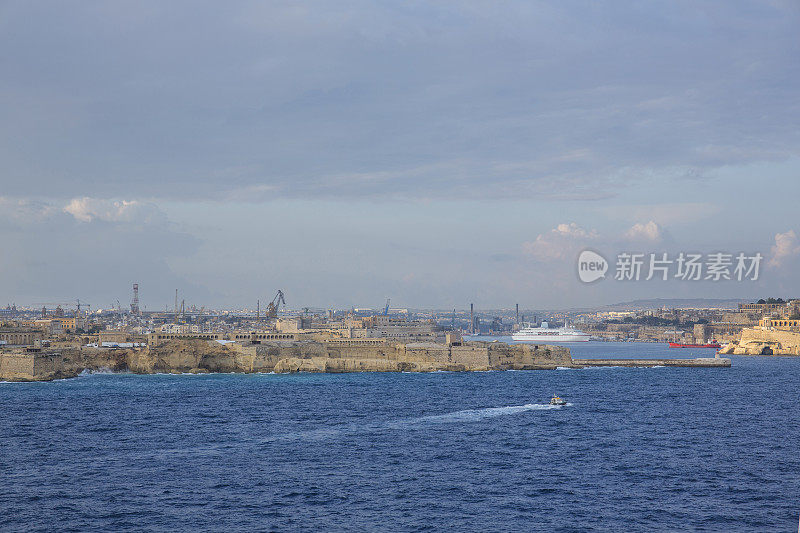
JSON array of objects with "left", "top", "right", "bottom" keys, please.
[{"left": 512, "top": 321, "right": 590, "bottom": 343}]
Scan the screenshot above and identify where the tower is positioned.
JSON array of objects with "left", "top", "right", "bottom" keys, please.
[
  {"left": 130, "top": 283, "right": 140, "bottom": 316},
  {"left": 470, "top": 303, "right": 474, "bottom": 334}
]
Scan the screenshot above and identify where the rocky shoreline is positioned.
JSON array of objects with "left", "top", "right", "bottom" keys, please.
[
  {"left": 1, "top": 339, "right": 573, "bottom": 381},
  {"left": 0, "top": 338, "right": 734, "bottom": 382},
  {"left": 720, "top": 327, "right": 800, "bottom": 356}
]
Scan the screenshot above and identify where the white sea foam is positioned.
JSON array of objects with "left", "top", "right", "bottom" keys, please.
[
  {"left": 79, "top": 367, "right": 115, "bottom": 376},
  {"left": 268, "top": 402, "right": 564, "bottom": 442},
  {"left": 395, "top": 403, "right": 561, "bottom": 426}
]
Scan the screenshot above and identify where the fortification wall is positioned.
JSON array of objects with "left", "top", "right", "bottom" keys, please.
[
  {"left": 450, "top": 345, "right": 490, "bottom": 368},
  {"left": 0, "top": 351, "right": 66, "bottom": 381},
  {"left": 0, "top": 352, "right": 34, "bottom": 379},
  {"left": 721, "top": 328, "right": 800, "bottom": 355},
  {"left": 485, "top": 343, "right": 571, "bottom": 369},
  {"left": 1, "top": 338, "right": 580, "bottom": 379}
]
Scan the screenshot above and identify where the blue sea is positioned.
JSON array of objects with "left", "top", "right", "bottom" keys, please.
[{"left": 2, "top": 342, "right": 799, "bottom": 532}]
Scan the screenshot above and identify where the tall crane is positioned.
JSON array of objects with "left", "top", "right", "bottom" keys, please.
[
  {"left": 130, "top": 284, "right": 140, "bottom": 316},
  {"left": 266, "top": 290, "right": 286, "bottom": 318}
]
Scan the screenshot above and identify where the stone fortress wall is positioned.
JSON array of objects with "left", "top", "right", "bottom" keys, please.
[
  {"left": 0, "top": 339, "right": 573, "bottom": 380},
  {"left": 720, "top": 327, "right": 800, "bottom": 356}
]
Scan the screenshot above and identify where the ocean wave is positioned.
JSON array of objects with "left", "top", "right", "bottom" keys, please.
[{"left": 79, "top": 367, "right": 116, "bottom": 376}]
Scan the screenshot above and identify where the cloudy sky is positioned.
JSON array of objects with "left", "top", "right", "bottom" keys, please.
[{"left": 1, "top": 1, "right": 799, "bottom": 311}]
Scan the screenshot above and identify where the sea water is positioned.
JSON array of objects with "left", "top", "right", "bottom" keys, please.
[{"left": 1, "top": 343, "right": 798, "bottom": 532}]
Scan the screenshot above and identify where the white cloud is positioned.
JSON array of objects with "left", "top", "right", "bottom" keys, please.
[
  {"left": 552, "top": 223, "right": 595, "bottom": 239},
  {"left": 522, "top": 223, "right": 597, "bottom": 261},
  {"left": 768, "top": 230, "right": 800, "bottom": 267},
  {"left": 63, "top": 197, "right": 164, "bottom": 224},
  {"left": 624, "top": 221, "right": 664, "bottom": 242}
]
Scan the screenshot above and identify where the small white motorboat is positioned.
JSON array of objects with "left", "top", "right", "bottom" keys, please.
[{"left": 549, "top": 395, "right": 567, "bottom": 406}]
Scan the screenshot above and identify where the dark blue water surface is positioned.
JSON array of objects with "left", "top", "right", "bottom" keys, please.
[{"left": 2, "top": 343, "right": 799, "bottom": 532}]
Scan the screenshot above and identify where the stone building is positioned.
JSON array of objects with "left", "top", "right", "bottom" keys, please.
[
  {"left": 759, "top": 317, "right": 800, "bottom": 332},
  {"left": 739, "top": 302, "right": 791, "bottom": 317},
  {"left": 0, "top": 329, "right": 40, "bottom": 346},
  {"left": 0, "top": 349, "right": 64, "bottom": 380}
]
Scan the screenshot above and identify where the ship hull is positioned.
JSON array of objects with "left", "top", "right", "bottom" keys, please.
[
  {"left": 668, "top": 342, "right": 721, "bottom": 349},
  {"left": 512, "top": 333, "right": 590, "bottom": 342}
]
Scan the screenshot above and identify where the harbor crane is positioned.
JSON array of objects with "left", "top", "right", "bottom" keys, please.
[
  {"left": 266, "top": 290, "right": 286, "bottom": 319},
  {"left": 172, "top": 289, "right": 186, "bottom": 324}
]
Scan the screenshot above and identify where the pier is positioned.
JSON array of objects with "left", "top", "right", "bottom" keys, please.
[{"left": 571, "top": 357, "right": 731, "bottom": 368}]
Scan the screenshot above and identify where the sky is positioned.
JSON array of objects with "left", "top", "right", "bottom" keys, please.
[{"left": 1, "top": 1, "right": 799, "bottom": 311}]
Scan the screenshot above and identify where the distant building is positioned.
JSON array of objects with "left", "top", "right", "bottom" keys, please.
[
  {"left": 98, "top": 331, "right": 130, "bottom": 344},
  {"left": 739, "top": 302, "right": 788, "bottom": 316},
  {"left": 231, "top": 332, "right": 297, "bottom": 343},
  {"left": 30, "top": 317, "right": 83, "bottom": 334},
  {"left": 759, "top": 317, "right": 800, "bottom": 332},
  {"left": 0, "top": 329, "right": 41, "bottom": 346},
  {"left": 147, "top": 332, "right": 225, "bottom": 344},
  {"left": 275, "top": 317, "right": 311, "bottom": 333},
  {"left": 159, "top": 323, "right": 200, "bottom": 334}
]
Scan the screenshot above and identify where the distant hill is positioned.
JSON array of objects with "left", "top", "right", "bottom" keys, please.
[{"left": 600, "top": 298, "right": 746, "bottom": 311}]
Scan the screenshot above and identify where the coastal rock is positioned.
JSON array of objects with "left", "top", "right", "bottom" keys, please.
[
  {"left": 731, "top": 328, "right": 800, "bottom": 356},
  {"left": 127, "top": 339, "right": 240, "bottom": 373},
  {"left": 718, "top": 343, "right": 736, "bottom": 355},
  {"left": 0, "top": 339, "right": 733, "bottom": 381}
]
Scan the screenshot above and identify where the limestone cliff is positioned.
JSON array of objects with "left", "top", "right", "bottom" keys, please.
[
  {"left": 719, "top": 327, "right": 800, "bottom": 356},
  {"left": 1, "top": 339, "right": 575, "bottom": 380}
]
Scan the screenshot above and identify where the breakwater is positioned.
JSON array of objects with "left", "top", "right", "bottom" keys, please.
[{"left": 572, "top": 357, "right": 731, "bottom": 368}]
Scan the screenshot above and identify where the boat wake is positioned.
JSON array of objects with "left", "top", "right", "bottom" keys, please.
[
  {"left": 268, "top": 402, "right": 566, "bottom": 442},
  {"left": 396, "top": 403, "right": 561, "bottom": 426}
]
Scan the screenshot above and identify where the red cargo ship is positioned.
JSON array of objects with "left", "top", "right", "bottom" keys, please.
[{"left": 668, "top": 342, "right": 721, "bottom": 349}]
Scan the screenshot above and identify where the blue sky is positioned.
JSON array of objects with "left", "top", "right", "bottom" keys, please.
[{"left": 1, "top": 1, "right": 798, "bottom": 310}]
